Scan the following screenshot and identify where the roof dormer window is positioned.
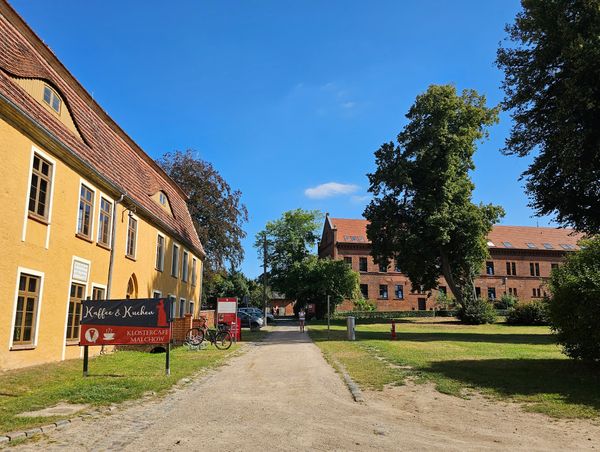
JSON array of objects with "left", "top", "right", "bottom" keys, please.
[
  {"left": 43, "top": 85, "right": 61, "bottom": 113},
  {"left": 159, "top": 192, "right": 167, "bottom": 206}
]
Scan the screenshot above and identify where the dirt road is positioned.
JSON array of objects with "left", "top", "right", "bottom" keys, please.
[{"left": 14, "top": 325, "right": 600, "bottom": 451}]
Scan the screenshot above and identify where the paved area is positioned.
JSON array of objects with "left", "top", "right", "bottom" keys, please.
[{"left": 12, "top": 325, "right": 600, "bottom": 451}]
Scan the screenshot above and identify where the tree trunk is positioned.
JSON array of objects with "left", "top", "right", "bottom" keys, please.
[{"left": 439, "top": 249, "right": 463, "bottom": 306}]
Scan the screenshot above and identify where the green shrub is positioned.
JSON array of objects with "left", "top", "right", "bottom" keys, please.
[
  {"left": 457, "top": 298, "right": 497, "bottom": 324},
  {"left": 548, "top": 237, "right": 600, "bottom": 363},
  {"left": 494, "top": 293, "right": 518, "bottom": 310},
  {"left": 506, "top": 300, "right": 549, "bottom": 325},
  {"left": 353, "top": 298, "right": 376, "bottom": 312}
]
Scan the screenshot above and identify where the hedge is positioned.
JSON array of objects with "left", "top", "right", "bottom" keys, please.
[{"left": 332, "top": 309, "right": 509, "bottom": 321}]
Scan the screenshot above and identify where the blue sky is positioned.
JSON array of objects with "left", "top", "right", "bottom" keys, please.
[{"left": 13, "top": 0, "right": 550, "bottom": 278}]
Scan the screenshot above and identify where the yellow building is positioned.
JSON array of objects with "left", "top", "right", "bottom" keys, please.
[{"left": 0, "top": 1, "right": 205, "bottom": 370}]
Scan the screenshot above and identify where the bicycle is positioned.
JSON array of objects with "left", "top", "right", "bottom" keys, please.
[{"left": 184, "top": 322, "right": 232, "bottom": 350}]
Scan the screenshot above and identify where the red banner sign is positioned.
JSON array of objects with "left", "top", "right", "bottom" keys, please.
[{"left": 79, "top": 298, "right": 172, "bottom": 346}]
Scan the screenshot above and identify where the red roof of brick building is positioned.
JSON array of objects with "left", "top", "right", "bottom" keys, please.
[
  {"left": 328, "top": 217, "right": 584, "bottom": 251},
  {"left": 0, "top": 1, "right": 204, "bottom": 257}
]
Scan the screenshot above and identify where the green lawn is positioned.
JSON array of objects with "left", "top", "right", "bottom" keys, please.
[
  {"left": 309, "top": 318, "right": 600, "bottom": 419},
  {"left": 0, "top": 338, "right": 257, "bottom": 435}
]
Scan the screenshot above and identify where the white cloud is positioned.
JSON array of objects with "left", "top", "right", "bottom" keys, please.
[
  {"left": 350, "top": 194, "right": 370, "bottom": 204},
  {"left": 341, "top": 101, "right": 355, "bottom": 109},
  {"left": 305, "top": 182, "right": 359, "bottom": 199}
]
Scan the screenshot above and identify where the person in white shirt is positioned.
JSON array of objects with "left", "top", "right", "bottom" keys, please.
[{"left": 298, "top": 309, "right": 306, "bottom": 332}]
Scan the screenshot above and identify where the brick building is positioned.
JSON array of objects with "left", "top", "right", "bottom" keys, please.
[{"left": 318, "top": 216, "right": 583, "bottom": 312}]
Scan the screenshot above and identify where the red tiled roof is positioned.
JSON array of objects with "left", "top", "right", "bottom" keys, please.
[
  {"left": 329, "top": 218, "right": 584, "bottom": 251},
  {"left": 0, "top": 2, "right": 204, "bottom": 257}
]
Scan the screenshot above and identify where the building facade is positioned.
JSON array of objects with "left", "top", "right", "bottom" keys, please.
[
  {"left": 318, "top": 216, "right": 583, "bottom": 312},
  {"left": 0, "top": 1, "right": 204, "bottom": 370}
]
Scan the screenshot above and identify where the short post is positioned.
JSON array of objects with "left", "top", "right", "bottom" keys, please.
[
  {"left": 166, "top": 341, "right": 171, "bottom": 376},
  {"left": 83, "top": 345, "right": 89, "bottom": 377},
  {"left": 391, "top": 320, "right": 396, "bottom": 340},
  {"left": 346, "top": 316, "right": 355, "bottom": 341},
  {"left": 327, "top": 295, "right": 331, "bottom": 340},
  {"left": 83, "top": 295, "right": 90, "bottom": 377}
]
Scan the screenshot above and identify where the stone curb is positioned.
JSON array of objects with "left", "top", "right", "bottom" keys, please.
[
  {"left": 1, "top": 406, "right": 115, "bottom": 445},
  {"left": 332, "top": 358, "right": 365, "bottom": 403}
]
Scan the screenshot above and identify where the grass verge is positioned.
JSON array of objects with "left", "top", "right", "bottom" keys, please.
[
  {"left": 0, "top": 344, "right": 239, "bottom": 435},
  {"left": 309, "top": 318, "right": 600, "bottom": 419}
]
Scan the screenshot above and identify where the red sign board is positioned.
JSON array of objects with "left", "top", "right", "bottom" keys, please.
[{"left": 80, "top": 298, "right": 172, "bottom": 346}]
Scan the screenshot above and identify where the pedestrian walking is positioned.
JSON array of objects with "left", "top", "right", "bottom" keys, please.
[{"left": 298, "top": 308, "right": 306, "bottom": 332}]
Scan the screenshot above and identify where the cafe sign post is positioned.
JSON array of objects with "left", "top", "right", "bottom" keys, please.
[{"left": 79, "top": 298, "right": 172, "bottom": 376}]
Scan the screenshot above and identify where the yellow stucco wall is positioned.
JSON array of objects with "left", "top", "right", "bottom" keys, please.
[{"left": 0, "top": 118, "right": 203, "bottom": 370}]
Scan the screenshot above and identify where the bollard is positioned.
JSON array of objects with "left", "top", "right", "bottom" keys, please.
[
  {"left": 347, "top": 316, "right": 356, "bottom": 341},
  {"left": 391, "top": 320, "right": 396, "bottom": 340}
]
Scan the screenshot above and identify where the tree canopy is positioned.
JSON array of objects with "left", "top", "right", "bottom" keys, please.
[
  {"left": 497, "top": 0, "right": 600, "bottom": 233},
  {"left": 284, "top": 256, "right": 359, "bottom": 319},
  {"left": 255, "top": 209, "right": 323, "bottom": 293},
  {"left": 364, "top": 84, "right": 504, "bottom": 308},
  {"left": 157, "top": 150, "right": 248, "bottom": 272}
]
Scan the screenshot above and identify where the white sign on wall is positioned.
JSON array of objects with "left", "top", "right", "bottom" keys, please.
[
  {"left": 72, "top": 260, "right": 89, "bottom": 282},
  {"left": 217, "top": 299, "right": 237, "bottom": 314}
]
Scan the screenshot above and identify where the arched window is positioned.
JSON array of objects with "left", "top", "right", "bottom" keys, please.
[{"left": 126, "top": 274, "right": 138, "bottom": 299}]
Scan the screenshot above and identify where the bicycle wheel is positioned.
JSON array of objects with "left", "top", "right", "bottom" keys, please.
[
  {"left": 185, "top": 327, "right": 204, "bottom": 346},
  {"left": 214, "top": 331, "right": 232, "bottom": 350}
]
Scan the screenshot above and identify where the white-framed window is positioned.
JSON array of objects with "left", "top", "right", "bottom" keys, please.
[
  {"left": 152, "top": 290, "right": 162, "bottom": 299},
  {"left": 182, "top": 250, "right": 189, "bottom": 282},
  {"left": 168, "top": 295, "right": 177, "bottom": 319},
  {"left": 191, "top": 258, "right": 197, "bottom": 286},
  {"left": 91, "top": 283, "right": 107, "bottom": 300},
  {"left": 10, "top": 268, "right": 45, "bottom": 348},
  {"left": 171, "top": 244, "right": 180, "bottom": 277},
  {"left": 189, "top": 300, "right": 195, "bottom": 316},
  {"left": 43, "top": 84, "right": 61, "bottom": 113},
  {"left": 156, "top": 234, "right": 165, "bottom": 271},
  {"left": 97, "top": 196, "right": 113, "bottom": 247},
  {"left": 77, "top": 183, "right": 95, "bottom": 239},
  {"left": 179, "top": 298, "right": 186, "bottom": 318},
  {"left": 126, "top": 214, "right": 138, "bottom": 259}
]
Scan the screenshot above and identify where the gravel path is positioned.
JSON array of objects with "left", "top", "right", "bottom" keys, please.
[{"left": 13, "top": 325, "right": 600, "bottom": 451}]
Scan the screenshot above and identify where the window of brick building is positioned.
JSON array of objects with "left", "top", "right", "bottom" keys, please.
[
  {"left": 379, "top": 284, "right": 388, "bottom": 299},
  {"left": 551, "top": 263, "right": 559, "bottom": 271},
  {"left": 379, "top": 262, "right": 388, "bottom": 273},
  {"left": 506, "top": 261, "right": 517, "bottom": 275},
  {"left": 529, "top": 262, "right": 540, "bottom": 277},
  {"left": 532, "top": 287, "right": 542, "bottom": 298},
  {"left": 360, "top": 284, "right": 368, "bottom": 299},
  {"left": 344, "top": 256, "right": 352, "bottom": 268},
  {"left": 475, "top": 287, "right": 481, "bottom": 298},
  {"left": 66, "top": 283, "right": 85, "bottom": 341},
  {"left": 394, "top": 258, "right": 401, "bottom": 273},
  {"left": 508, "top": 287, "right": 518, "bottom": 297},
  {"left": 28, "top": 154, "right": 53, "bottom": 221},
  {"left": 12, "top": 273, "right": 41, "bottom": 346},
  {"left": 359, "top": 257, "right": 368, "bottom": 272},
  {"left": 77, "top": 184, "right": 94, "bottom": 238},
  {"left": 487, "top": 287, "right": 496, "bottom": 300},
  {"left": 486, "top": 261, "right": 494, "bottom": 275},
  {"left": 394, "top": 284, "right": 404, "bottom": 299}
]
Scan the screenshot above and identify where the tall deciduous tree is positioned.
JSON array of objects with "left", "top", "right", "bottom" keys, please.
[
  {"left": 364, "top": 85, "right": 504, "bottom": 307},
  {"left": 157, "top": 150, "right": 248, "bottom": 272},
  {"left": 255, "top": 209, "right": 323, "bottom": 293},
  {"left": 497, "top": 0, "right": 600, "bottom": 234}
]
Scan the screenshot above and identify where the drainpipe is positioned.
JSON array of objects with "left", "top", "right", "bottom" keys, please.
[{"left": 106, "top": 193, "right": 125, "bottom": 299}]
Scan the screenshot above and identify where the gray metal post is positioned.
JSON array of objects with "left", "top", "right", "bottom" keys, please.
[
  {"left": 347, "top": 316, "right": 355, "bottom": 341},
  {"left": 327, "top": 295, "right": 330, "bottom": 340}
]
